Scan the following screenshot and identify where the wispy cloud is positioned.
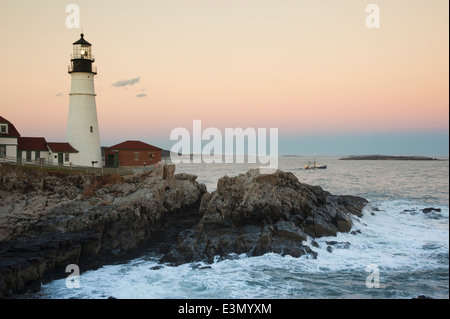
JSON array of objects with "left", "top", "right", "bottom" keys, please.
[
  {"left": 55, "top": 92, "right": 63, "bottom": 97},
  {"left": 136, "top": 93, "right": 147, "bottom": 98},
  {"left": 112, "top": 77, "right": 140, "bottom": 87}
]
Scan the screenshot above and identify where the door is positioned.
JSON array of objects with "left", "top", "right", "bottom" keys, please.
[
  {"left": 107, "top": 153, "right": 119, "bottom": 168},
  {"left": 107, "top": 154, "right": 115, "bottom": 167},
  {"left": 0, "top": 145, "right": 6, "bottom": 158},
  {"left": 58, "top": 153, "right": 63, "bottom": 165}
]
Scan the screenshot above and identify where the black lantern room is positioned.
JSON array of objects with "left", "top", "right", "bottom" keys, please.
[{"left": 68, "top": 34, "right": 97, "bottom": 74}]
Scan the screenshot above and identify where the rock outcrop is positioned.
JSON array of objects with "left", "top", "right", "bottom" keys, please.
[
  {"left": 0, "top": 164, "right": 206, "bottom": 297},
  {"left": 162, "top": 169, "right": 368, "bottom": 265}
]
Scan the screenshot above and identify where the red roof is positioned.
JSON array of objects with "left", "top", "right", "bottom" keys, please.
[
  {"left": 47, "top": 142, "right": 78, "bottom": 153},
  {"left": 106, "top": 140, "right": 162, "bottom": 151},
  {"left": 18, "top": 137, "right": 48, "bottom": 151},
  {"left": 0, "top": 116, "right": 21, "bottom": 138}
]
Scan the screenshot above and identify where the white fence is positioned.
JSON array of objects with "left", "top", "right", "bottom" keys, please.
[{"left": 0, "top": 156, "right": 133, "bottom": 176}]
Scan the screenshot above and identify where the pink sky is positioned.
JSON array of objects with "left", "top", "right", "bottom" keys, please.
[{"left": 0, "top": 0, "right": 448, "bottom": 152}]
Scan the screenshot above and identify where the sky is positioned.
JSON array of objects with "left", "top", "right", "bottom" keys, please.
[{"left": 0, "top": 0, "right": 448, "bottom": 156}]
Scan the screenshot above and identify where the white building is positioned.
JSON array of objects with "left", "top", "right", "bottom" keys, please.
[
  {"left": 17, "top": 137, "right": 48, "bottom": 163},
  {"left": 15, "top": 137, "right": 79, "bottom": 166},
  {"left": 46, "top": 142, "right": 79, "bottom": 166},
  {"left": 66, "top": 33, "right": 103, "bottom": 168},
  {"left": 0, "top": 116, "right": 20, "bottom": 159}
]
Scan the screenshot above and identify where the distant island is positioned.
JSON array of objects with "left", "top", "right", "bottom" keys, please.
[{"left": 339, "top": 155, "right": 441, "bottom": 161}]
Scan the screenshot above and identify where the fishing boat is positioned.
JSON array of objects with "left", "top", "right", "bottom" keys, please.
[{"left": 304, "top": 160, "right": 327, "bottom": 170}]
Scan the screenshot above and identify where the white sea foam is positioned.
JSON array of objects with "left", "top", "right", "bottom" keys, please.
[{"left": 37, "top": 200, "right": 448, "bottom": 299}]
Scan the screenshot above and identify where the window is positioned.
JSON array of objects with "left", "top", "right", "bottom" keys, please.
[
  {"left": 36, "top": 151, "right": 40, "bottom": 159},
  {"left": 90, "top": 126, "right": 93, "bottom": 133},
  {"left": 149, "top": 152, "right": 154, "bottom": 160},
  {"left": 0, "top": 124, "right": 7, "bottom": 134},
  {"left": 134, "top": 152, "right": 139, "bottom": 161},
  {"left": 0, "top": 145, "right": 6, "bottom": 157},
  {"left": 26, "top": 150, "right": 32, "bottom": 161},
  {"left": 65, "top": 153, "right": 70, "bottom": 162}
]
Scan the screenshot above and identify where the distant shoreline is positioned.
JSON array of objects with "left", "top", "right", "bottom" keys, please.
[
  {"left": 161, "top": 151, "right": 446, "bottom": 161},
  {"left": 339, "top": 155, "right": 442, "bottom": 161}
]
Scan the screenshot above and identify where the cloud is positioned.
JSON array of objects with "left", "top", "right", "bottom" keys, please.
[
  {"left": 55, "top": 92, "right": 63, "bottom": 97},
  {"left": 112, "top": 77, "right": 140, "bottom": 87},
  {"left": 136, "top": 93, "right": 147, "bottom": 98}
]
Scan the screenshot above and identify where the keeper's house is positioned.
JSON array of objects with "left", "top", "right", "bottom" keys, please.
[
  {"left": 1, "top": 115, "right": 79, "bottom": 165},
  {"left": 105, "top": 140, "right": 162, "bottom": 168},
  {"left": 47, "top": 142, "right": 79, "bottom": 166},
  {"left": 17, "top": 137, "right": 48, "bottom": 163},
  {"left": 0, "top": 116, "right": 20, "bottom": 158}
]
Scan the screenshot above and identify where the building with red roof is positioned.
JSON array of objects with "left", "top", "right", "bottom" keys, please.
[
  {"left": 2, "top": 115, "right": 163, "bottom": 170},
  {"left": 105, "top": 140, "right": 162, "bottom": 167},
  {"left": 0, "top": 116, "right": 21, "bottom": 138},
  {"left": 47, "top": 142, "right": 79, "bottom": 165},
  {"left": 0, "top": 116, "right": 21, "bottom": 158},
  {"left": 47, "top": 142, "right": 79, "bottom": 153},
  {"left": 1, "top": 115, "right": 80, "bottom": 166},
  {"left": 17, "top": 137, "right": 48, "bottom": 162}
]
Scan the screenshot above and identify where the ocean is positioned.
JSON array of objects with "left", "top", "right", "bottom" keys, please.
[{"left": 35, "top": 156, "right": 449, "bottom": 299}]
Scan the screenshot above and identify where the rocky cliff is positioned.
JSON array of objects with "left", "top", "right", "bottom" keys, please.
[
  {"left": 0, "top": 164, "right": 368, "bottom": 298},
  {"left": 0, "top": 164, "right": 206, "bottom": 297},
  {"left": 161, "top": 169, "right": 368, "bottom": 265}
]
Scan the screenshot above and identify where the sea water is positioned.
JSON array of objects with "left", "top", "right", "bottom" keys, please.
[{"left": 35, "top": 157, "right": 449, "bottom": 299}]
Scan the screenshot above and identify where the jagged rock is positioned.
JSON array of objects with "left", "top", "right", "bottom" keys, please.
[
  {"left": 163, "top": 168, "right": 367, "bottom": 264},
  {"left": 412, "top": 295, "right": 433, "bottom": 299},
  {"left": 0, "top": 164, "right": 206, "bottom": 297},
  {"left": 274, "top": 221, "right": 307, "bottom": 242},
  {"left": 160, "top": 230, "right": 216, "bottom": 265},
  {"left": 337, "top": 195, "right": 368, "bottom": 218},
  {"left": 422, "top": 207, "right": 441, "bottom": 214},
  {"left": 325, "top": 241, "right": 351, "bottom": 249}
]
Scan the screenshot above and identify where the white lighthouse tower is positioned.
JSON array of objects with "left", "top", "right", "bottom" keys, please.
[{"left": 67, "top": 33, "right": 102, "bottom": 168}]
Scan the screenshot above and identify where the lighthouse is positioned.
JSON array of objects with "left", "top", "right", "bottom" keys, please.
[{"left": 67, "top": 33, "right": 102, "bottom": 168}]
